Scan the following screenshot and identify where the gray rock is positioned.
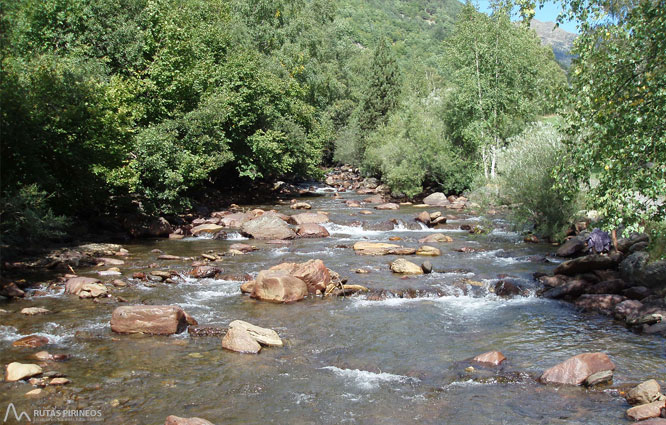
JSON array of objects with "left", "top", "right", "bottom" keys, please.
[
  {"left": 557, "top": 237, "right": 586, "bottom": 257},
  {"left": 421, "top": 261, "right": 433, "bottom": 274},
  {"left": 554, "top": 254, "right": 618, "bottom": 276}
]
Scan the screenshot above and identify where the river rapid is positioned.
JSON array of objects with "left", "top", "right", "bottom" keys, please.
[{"left": 1, "top": 186, "right": 665, "bottom": 424}]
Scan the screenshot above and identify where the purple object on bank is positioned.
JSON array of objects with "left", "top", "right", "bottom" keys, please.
[{"left": 586, "top": 228, "right": 612, "bottom": 254}]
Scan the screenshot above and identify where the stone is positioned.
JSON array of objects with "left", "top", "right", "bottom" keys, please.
[
  {"left": 110, "top": 305, "right": 189, "bottom": 335},
  {"left": 26, "top": 389, "right": 43, "bottom": 396},
  {"left": 0, "top": 282, "right": 25, "bottom": 298},
  {"left": 13, "top": 335, "right": 49, "bottom": 348},
  {"left": 219, "top": 212, "right": 253, "bottom": 228},
  {"left": 421, "top": 261, "right": 433, "bottom": 274},
  {"left": 418, "top": 234, "right": 453, "bottom": 243},
  {"left": 229, "top": 243, "right": 257, "bottom": 253},
  {"left": 416, "top": 246, "right": 441, "bottom": 256},
  {"left": 191, "top": 224, "right": 225, "bottom": 236},
  {"left": 240, "top": 281, "right": 255, "bottom": 294},
  {"left": 588, "top": 278, "right": 629, "bottom": 294},
  {"left": 614, "top": 299, "right": 644, "bottom": 321},
  {"left": 359, "top": 210, "right": 373, "bottom": 215},
  {"left": 99, "top": 257, "right": 125, "bottom": 266},
  {"left": 77, "top": 283, "right": 109, "bottom": 298},
  {"left": 5, "top": 362, "right": 42, "bottom": 382},
  {"left": 627, "top": 379, "right": 662, "bottom": 405},
  {"left": 363, "top": 194, "right": 384, "bottom": 204},
  {"left": 250, "top": 270, "right": 308, "bottom": 303},
  {"left": 539, "top": 352, "right": 615, "bottom": 385},
  {"left": 297, "top": 223, "right": 330, "bottom": 238},
  {"left": 472, "top": 351, "right": 506, "bottom": 366},
  {"left": 623, "top": 286, "right": 652, "bottom": 300},
  {"left": 626, "top": 401, "right": 665, "bottom": 421},
  {"left": 390, "top": 258, "right": 424, "bottom": 275},
  {"left": 222, "top": 327, "right": 261, "bottom": 354},
  {"left": 423, "top": 192, "right": 449, "bottom": 206},
  {"left": 241, "top": 215, "right": 295, "bottom": 240},
  {"left": 631, "top": 419, "right": 666, "bottom": 425},
  {"left": 158, "top": 254, "right": 182, "bottom": 260},
  {"left": 346, "top": 200, "right": 361, "bottom": 208},
  {"left": 65, "top": 276, "right": 101, "bottom": 295},
  {"left": 415, "top": 211, "right": 431, "bottom": 225},
  {"left": 290, "top": 201, "right": 311, "bottom": 210},
  {"left": 375, "top": 203, "right": 399, "bottom": 210},
  {"left": 584, "top": 370, "right": 613, "bottom": 386},
  {"left": 353, "top": 242, "right": 401, "bottom": 256},
  {"left": 165, "top": 416, "right": 215, "bottom": 425},
  {"left": 494, "top": 280, "right": 522, "bottom": 297},
  {"left": 20, "top": 307, "right": 50, "bottom": 315},
  {"left": 189, "top": 266, "right": 222, "bottom": 279},
  {"left": 228, "top": 320, "right": 282, "bottom": 347},
  {"left": 557, "top": 237, "right": 586, "bottom": 257},
  {"left": 288, "top": 213, "right": 329, "bottom": 225},
  {"left": 269, "top": 259, "right": 331, "bottom": 293},
  {"left": 553, "top": 254, "right": 618, "bottom": 276},
  {"left": 575, "top": 294, "right": 627, "bottom": 315},
  {"left": 49, "top": 377, "right": 70, "bottom": 385},
  {"left": 542, "top": 279, "right": 593, "bottom": 299}
]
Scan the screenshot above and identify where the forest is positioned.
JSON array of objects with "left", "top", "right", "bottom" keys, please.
[{"left": 1, "top": 0, "right": 664, "bottom": 257}]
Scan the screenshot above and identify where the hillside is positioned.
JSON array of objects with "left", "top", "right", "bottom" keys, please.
[{"left": 530, "top": 19, "right": 577, "bottom": 69}]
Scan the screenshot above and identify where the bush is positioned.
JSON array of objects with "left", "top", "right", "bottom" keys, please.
[{"left": 495, "top": 122, "right": 579, "bottom": 238}]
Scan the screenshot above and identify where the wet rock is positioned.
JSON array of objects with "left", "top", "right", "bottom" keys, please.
[
  {"left": 353, "top": 242, "right": 400, "bottom": 256},
  {"left": 556, "top": 237, "right": 586, "bottom": 257},
  {"left": 297, "top": 223, "right": 330, "bottom": 238},
  {"left": 575, "top": 294, "right": 627, "bottom": 315},
  {"left": 584, "top": 370, "right": 613, "bottom": 386},
  {"left": 423, "top": 192, "right": 449, "bottom": 206},
  {"left": 553, "top": 254, "right": 618, "bottom": 276},
  {"left": 472, "top": 351, "right": 506, "bottom": 366},
  {"left": 626, "top": 401, "right": 665, "bottom": 421},
  {"left": 327, "top": 284, "right": 369, "bottom": 296},
  {"left": 227, "top": 243, "right": 256, "bottom": 254},
  {"left": 617, "top": 233, "right": 650, "bottom": 253},
  {"left": 421, "top": 261, "right": 433, "bottom": 274},
  {"left": 241, "top": 215, "right": 295, "bottom": 240},
  {"left": 188, "top": 326, "right": 226, "bottom": 337},
  {"left": 623, "top": 286, "right": 652, "bottom": 300},
  {"left": 416, "top": 246, "right": 441, "bottom": 256},
  {"left": 542, "top": 278, "right": 593, "bottom": 300},
  {"left": 250, "top": 270, "right": 308, "bottom": 303},
  {"left": 614, "top": 299, "right": 644, "bottom": 321},
  {"left": 269, "top": 259, "right": 331, "bottom": 293},
  {"left": 620, "top": 252, "right": 666, "bottom": 291},
  {"left": 290, "top": 201, "right": 311, "bottom": 210},
  {"left": 191, "top": 224, "right": 224, "bottom": 236},
  {"left": 222, "top": 327, "right": 261, "bottom": 354},
  {"left": 50, "top": 377, "right": 70, "bottom": 385},
  {"left": 494, "top": 280, "right": 522, "bottom": 298},
  {"left": 375, "top": 203, "right": 399, "bottom": 210},
  {"left": 240, "top": 281, "right": 255, "bottom": 294},
  {"left": 5, "top": 362, "right": 42, "bottom": 382},
  {"left": 418, "top": 234, "right": 453, "bottom": 243},
  {"left": 627, "top": 379, "right": 662, "bottom": 405},
  {"left": 158, "top": 254, "right": 182, "bottom": 261},
  {"left": 588, "top": 278, "right": 628, "bottom": 294},
  {"left": 390, "top": 258, "right": 424, "bottom": 275},
  {"left": 363, "top": 220, "right": 396, "bottom": 231},
  {"left": 0, "top": 282, "right": 25, "bottom": 298},
  {"left": 13, "top": 335, "right": 49, "bottom": 348},
  {"left": 25, "top": 389, "right": 43, "bottom": 396},
  {"left": 229, "top": 320, "right": 282, "bottom": 347},
  {"left": 632, "top": 419, "right": 666, "bottom": 425},
  {"left": 99, "top": 257, "right": 125, "bottom": 266},
  {"left": 112, "top": 280, "right": 128, "bottom": 287},
  {"left": 288, "top": 213, "right": 329, "bottom": 226},
  {"left": 219, "top": 212, "right": 253, "bottom": 228},
  {"left": 110, "top": 305, "right": 189, "bottom": 335},
  {"left": 65, "top": 276, "right": 101, "bottom": 294},
  {"left": 189, "top": 266, "right": 222, "bottom": 279},
  {"left": 169, "top": 233, "right": 185, "bottom": 240},
  {"left": 363, "top": 194, "right": 384, "bottom": 204},
  {"left": 20, "top": 307, "right": 50, "bottom": 315},
  {"left": 146, "top": 217, "right": 173, "bottom": 237},
  {"left": 165, "top": 415, "right": 215, "bottom": 425},
  {"left": 359, "top": 210, "right": 373, "bottom": 215},
  {"left": 539, "top": 352, "right": 615, "bottom": 385}
]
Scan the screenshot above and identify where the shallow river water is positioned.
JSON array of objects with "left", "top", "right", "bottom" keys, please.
[{"left": 1, "top": 188, "right": 665, "bottom": 424}]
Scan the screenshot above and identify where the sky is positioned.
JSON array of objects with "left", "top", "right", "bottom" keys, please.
[{"left": 474, "top": 0, "right": 579, "bottom": 33}]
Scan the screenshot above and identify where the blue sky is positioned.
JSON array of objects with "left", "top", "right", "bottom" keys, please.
[{"left": 474, "top": 1, "right": 579, "bottom": 33}]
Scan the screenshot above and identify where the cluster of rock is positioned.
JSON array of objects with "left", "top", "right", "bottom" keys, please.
[
  {"left": 539, "top": 233, "right": 666, "bottom": 337},
  {"left": 624, "top": 379, "right": 666, "bottom": 422},
  {"left": 5, "top": 357, "right": 72, "bottom": 396}
]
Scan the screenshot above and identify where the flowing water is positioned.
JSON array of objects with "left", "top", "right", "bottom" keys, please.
[{"left": 1, "top": 188, "right": 665, "bottom": 424}]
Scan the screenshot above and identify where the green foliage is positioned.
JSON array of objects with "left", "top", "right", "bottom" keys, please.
[{"left": 553, "top": 0, "right": 666, "bottom": 237}]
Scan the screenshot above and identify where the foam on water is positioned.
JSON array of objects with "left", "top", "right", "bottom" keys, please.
[
  {"left": 322, "top": 223, "right": 383, "bottom": 238},
  {"left": 226, "top": 232, "right": 248, "bottom": 240},
  {"left": 321, "top": 366, "right": 418, "bottom": 390},
  {"left": 0, "top": 324, "right": 72, "bottom": 345},
  {"left": 349, "top": 293, "right": 542, "bottom": 313}
]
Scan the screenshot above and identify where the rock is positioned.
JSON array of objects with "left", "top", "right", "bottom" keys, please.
[
  {"left": 421, "top": 261, "right": 433, "bottom": 274},
  {"left": 250, "top": 270, "right": 308, "bottom": 303},
  {"left": 241, "top": 215, "right": 295, "bottom": 240},
  {"left": 65, "top": 276, "right": 101, "bottom": 294},
  {"left": 416, "top": 246, "right": 441, "bottom": 256},
  {"left": 165, "top": 415, "right": 215, "bottom": 425},
  {"left": 473, "top": 351, "right": 506, "bottom": 366},
  {"left": 110, "top": 305, "right": 189, "bottom": 335},
  {"left": 390, "top": 258, "right": 424, "bottom": 275},
  {"left": 359, "top": 210, "right": 373, "bottom": 215},
  {"left": 12, "top": 335, "right": 49, "bottom": 348},
  {"left": 269, "top": 259, "right": 331, "bottom": 293},
  {"left": 0, "top": 282, "right": 25, "bottom": 298},
  {"left": 191, "top": 224, "right": 225, "bottom": 236},
  {"left": 228, "top": 320, "right": 282, "bottom": 347},
  {"left": 327, "top": 284, "right": 369, "bottom": 296},
  {"left": 627, "top": 380, "right": 663, "bottom": 405},
  {"left": 219, "top": 212, "right": 253, "bottom": 228},
  {"left": 494, "top": 280, "right": 522, "bottom": 297},
  {"left": 222, "top": 327, "right": 261, "bottom": 354},
  {"left": 229, "top": 243, "right": 257, "bottom": 253},
  {"left": 20, "top": 307, "right": 50, "bottom": 315},
  {"left": 363, "top": 194, "right": 384, "bottom": 204},
  {"left": 49, "top": 377, "right": 70, "bottom": 385},
  {"left": 557, "top": 237, "right": 586, "bottom": 257},
  {"left": 588, "top": 278, "right": 629, "bottom": 294},
  {"left": 626, "top": 401, "right": 665, "bottom": 421},
  {"left": 240, "top": 281, "right": 255, "bottom": 294},
  {"left": 190, "top": 266, "right": 221, "bottom": 279},
  {"left": 631, "top": 419, "right": 666, "bottom": 425},
  {"left": 26, "top": 389, "right": 43, "bottom": 396},
  {"left": 623, "top": 286, "right": 652, "bottom": 300},
  {"left": 158, "top": 254, "right": 182, "bottom": 260},
  {"left": 363, "top": 220, "right": 396, "bottom": 231},
  {"left": 288, "top": 213, "right": 329, "bottom": 225},
  {"left": 169, "top": 233, "right": 185, "bottom": 239},
  {"left": 418, "top": 234, "right": 453, "bottom": 243},
  {"left": 375, "top": 203, "right": 399, "bottom": 210},
  {"left": 290, "top": 201, "right": 311, "bottom": 210},
  {"left": 77, "top": 283, "right": 109, "bottom": 299},
  {"left": 617, "top": 233, "right": 650, "bottom": 253},
  {"left": 188, "top": 326, "right": 226, "bottom": 337},
  {"left": 423, "top": 192, "right": 449, "bottom": 206},
  {"left": 5, "top": 362, "right": 42, "bottom": 382},
  {"left": 575, "top": 294, "right": 627, "bottom": 315},
  {"left": 584, "top": 370, "right": 613, "bottom": 386},
  {"left": 539, "top": 352, "right": 615, "bottom": 385},
  {"left": 346, "top": 200, "right": 361, "bottom": 208},
  {"left": 99, "top": 257, "right": 125, "bottom": 266},
  {"left": 542, "top": 278, "right": 593, "bottom": 299},
  {"left": 297, "top": 223, "right": 330, "bottom": 238},
  {"left": 614, "top": 299, "right": 644, "bottom": 321},
  {"left": 112, "top": 280, "right": 128, "bottom": 287},
  {"left": 353, "top": 242, "right": 401, "bottom": 256},
  {"left": 553, "top": 254, "right": 618, "bottom": 276}
]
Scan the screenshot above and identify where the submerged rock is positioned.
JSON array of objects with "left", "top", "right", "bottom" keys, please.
[
  {"left": 165, "top": 416, "right": 215, "bottom": 425},
  {"left": 20, "top": 307, "right": 50, "bottom": 315},
  {"left": 472, "top": 351, "right": 506, "bottom": 366},
  {"left": 12, "top": 335, "right": 49, "bottom": 348},
  {"left": 110, "top": 305, "right": 189, "bottom": 335},
  {"left": 5, "top": 362, "right": 42, "bottom": 382},
  {"left": 222, "top": 327, "right": 261, "bottom": 354},
  {"left": 418, "top": 234, "right": 453, "bottom": 243},
  {"left": 539, "top": 352, "right": 615, "bottom": 385},
  {"left": 375, "top": 203, "right": 399, "bottom": 210}
]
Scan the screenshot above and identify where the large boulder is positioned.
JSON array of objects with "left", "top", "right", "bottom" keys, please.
[
  {"left": 553, "top": 254, "right": 618, "bottom": 276},
  {"left": 296, "top": 223, "right": 330, "bottom": 238},
  {"left": 557, "top": 237, "right": 586, "bottom": 257},
  {"left": 269, "top": 260, "right": 330, "bottom": 293},
  {"left": 241, "top": 215, "right": 295, "bottom": 240},
  {"left": 219, "top": 212, "right": 253, "bottom": 228},
  {"left": 222, "top": 327, "right": 261, "bottom": 354},
  {"left": 191, "top": 224, "right": 224, "bottom": 236},
  {"left": 627, "top": 379, "right": 663, "bottom": 405},
  {"left": 110, "top": 305, "right": 188, "bottom": 335},
  {"left": 423, "top": 192, "right": 449, "bottom": 206},
  {"left": 228, "top": 320, "right": 282, "bottom": 347},
  {"left": 165, "top": 416, "right": 214, "bottom": 425},
  {"left": 250, "top": 270, "right": 308, "bottom": 303},
  {"left": 65, "top": 276, "right": 108, "bottom": 298},
  {"left": 539, "top": 352, "right": 615, "bottom": 385},
  {"left": 620, "top": 252, "right": 666, "bottom": 291},
  {"left": 389, "top": 258, "right": 424, "bottom": 275},
  {"left": 5, "top": 362, "right": 42, "bottom": 382},
  {"left": 288, "top": 213, "right": 329, "bottom": 225}
]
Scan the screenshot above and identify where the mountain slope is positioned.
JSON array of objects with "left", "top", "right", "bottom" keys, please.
[{"left": 530, "top": 19, "right": 577, "bottom": 69}]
